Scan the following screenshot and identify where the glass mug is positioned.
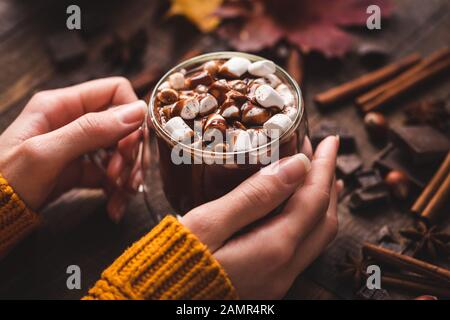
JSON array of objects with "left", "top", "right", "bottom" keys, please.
[{"left": 142, "top": 52, "right": 311, "bottom": 219}]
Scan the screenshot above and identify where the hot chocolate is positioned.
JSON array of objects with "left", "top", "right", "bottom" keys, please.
[{"left": 145, "top": 52, "right": 310, "bottom": 213}]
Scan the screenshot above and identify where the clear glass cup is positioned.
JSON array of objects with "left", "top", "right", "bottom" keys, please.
[{"left": 142, "top": 52, "right": 312, "bottom": 218}]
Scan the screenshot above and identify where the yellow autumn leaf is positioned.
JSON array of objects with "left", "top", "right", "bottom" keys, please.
[{"left": 167, "top": 0, "right": 223, "bottom": 33}]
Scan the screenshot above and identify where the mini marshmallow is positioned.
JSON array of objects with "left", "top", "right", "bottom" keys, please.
[
  {"left": 199, "top": 94, "right": 218, "bottom": 115},
  {"left": 248, "top": 60, "right": 276, "bottom": 77},
  {"left": 231, "top": 130, "right": 252, "bottom": 152},
  {"left": 221, "top": 105, "right": 240, "bottom": 119},
  {"left": 158, "top": 81, "right": 171, "bottom": 90},
  {"left": 164, "top": 116, "right": 194, "bottom": 142},
  {"left": 203, "top": 60, "right": 220, "bottom": 75},
  {"left": 220, "top": 57, "right": 251, "bottom": 78},
  {"left": 263, "top": 113, "right": 293, "bottom": 138},
  {"left": 283, "top": 106, "right": 298, "bottom": 122},
  {"left": 241, "top": 102, "right": 271, "bottom": 125},
  {"left": 276, "top": 84, "right": 295, "bottom": 107},
  {"left": 180, "top": 98, "right": 200, "bottom": 120},
  {"left": 168, "top": 72, "right": 185, "bottom": 90},
  {"left": 264, "top": 74, "right": 282, "bottom": 88},
  {"left": 255, "top": 84, "right": 285, "bottom": 109}
]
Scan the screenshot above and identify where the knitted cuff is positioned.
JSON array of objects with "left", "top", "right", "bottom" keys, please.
[
  {"left": 84, "top": 215, "right": 238, "bottom": 300},
  {"left": 0, "top": 173, "right": 40, "bottom": 259}
]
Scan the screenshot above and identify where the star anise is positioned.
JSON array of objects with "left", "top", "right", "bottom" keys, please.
[
  {"left": 336, "top": 252, "right": 371, "bottom": 291},
  {"left": 399, "top": 221, "right": 450, "bottom": 262}
]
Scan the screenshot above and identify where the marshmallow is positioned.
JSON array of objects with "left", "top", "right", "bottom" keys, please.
[
  {"left": 248, "top": 60, "right": 276, "bottom": 77},
  {"left": 231, "top": 130, "right": 252, "bottom": 152},
  {"left": 264, "top": 74, "right": 282, "bottom": 88},
  {"left": 199, "top": 94, "right": 218, "bottom": 115},
  {"left": 203, "top": 60, "right": 220, "bottom": 75},
  {"left": 172, "top": 97, "right": 199, "bottom": 120},
  {"left": 209, "top": 80, "right": 230, "bottom": 104},
  {"left": 157, "top": 88, "right": 179, "bottom": 105},
  {"left": 276, "top": 84, "right": 295, "bottom": 107},
  {"left": 164, "top": 117, "right": 194, "bottom": 142},
  {"left": 241, "top": 102, "right": 271, "bottom": 125},
  {"left": 203, "top": 114, "right": 227, "bottom": 143},
  {"left": 255, "top": 84, "right": 285, "bottom": 109},
  {"left": 221, "top": 105, "right": 240, "bottom": 119},
  {"left": 263, "top": 113, "right": 293, "bottom": 138},
  {"left": 220, "top": 57, "right": 251, "bottom": 78},
  {"left": 229, "top": 80, "right": 247, "bottom": 93},
  {"left": 186, "top": 71, "right": 213, "bottom": 88},
  {"left": 168, "top": 72, "right": 185, "bottom": 90},
  {"left": 283, "top": 106, "right": 298, "bottom": 122},
  {"left": 158, "top": 81, "right": 171, "bottom": 90}
]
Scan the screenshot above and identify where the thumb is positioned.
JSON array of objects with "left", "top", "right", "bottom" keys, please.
[
  {"left": 182, "top": 153, "right": 311, "bottom": 251},
  {"left": 39, "top": 100, "right": 147, "bottom": 164}
]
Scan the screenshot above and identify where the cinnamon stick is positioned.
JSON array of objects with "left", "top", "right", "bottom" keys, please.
[
  {"left": 358, "top": 53, "right": 450, "bottom": 113},
  {"left": 362, "top": 242, "right": 450, "bottom": 285},
  {"left": 314, "top": 53, "right": 421, "bottom": 107},
  {"left": 382, "top": 275, "right": 450, "bottom": 298},
  {"left": 412, "top": 152, "right": 450, "bottom": 215},
  {"left": 356, "top": 48, "right": 450, "bottom": 107},
  {"left": 421, "top": 171, "right": 450, "bottom": 221}
]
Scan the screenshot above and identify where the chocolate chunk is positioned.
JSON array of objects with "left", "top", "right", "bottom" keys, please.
[
  {"left": 336, "top": 154, "right": 363, "bottom": 179},
  {"left": 355, "top": 169, "right": 383, "bottom": 188},
  {"left": 311, "top": 121, "right": 355, "bottom": 153},
  {"left": 348, "top": 183, "right": 389, "bottom": 211},
  {"left": 46, "top": 32, "right": 86, "bottom": 68},
  {"left": 389, "top": 125, "right": 450, "bottom": 165},
  {"left": 404, "top": 99, "right": 450, "bottom": 133}
]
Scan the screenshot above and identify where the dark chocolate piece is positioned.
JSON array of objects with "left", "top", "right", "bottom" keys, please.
[
  {"left": 46, "top": 32, "right": 87, "bottom": 68},
  {"left": 311, "top": 121, "right": 355, "bottom": 153},
  {"left": 404, "top": 99, "right": 449, "bottom": 133},
  {"left": 355, "top": 169, "right": 383, "bottom": 189},
  {"left": 337, "top": 154, "right": 363, "bottom": 179},
  {"left": 348, "top": 183, "right": 389, "bottom": 211},
  {"left": 374, "top": 144, "right": 435, "bottom": 189},
  {"left": 389, "top": 125, "right": 450, "bottom": 165}
]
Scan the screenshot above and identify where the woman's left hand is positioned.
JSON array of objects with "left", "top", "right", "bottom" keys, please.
[{"left": 0, "top": 77, "right": 146, "bottom": 222}]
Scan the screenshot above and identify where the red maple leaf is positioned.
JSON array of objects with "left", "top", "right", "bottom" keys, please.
[{"left": 216, "top": 0, "right": 394, "bottom": 58}]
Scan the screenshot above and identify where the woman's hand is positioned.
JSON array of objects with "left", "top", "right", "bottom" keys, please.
[
  {"left": 181, "top": 136, "right": 340, "bottom": 299},
  {"left": 0, "top": 77, "right": 146, "bottom": 222}
]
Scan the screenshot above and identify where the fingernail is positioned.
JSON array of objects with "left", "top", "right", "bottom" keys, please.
[
  {"left": 335, "top": 134, "right": 340, "bottom": 149},
  {"left": 278, "top": 153, "right": 311, "bottom": 185},
  {"left": 113, "top": 100, "right": 147, "bottom": 124}
]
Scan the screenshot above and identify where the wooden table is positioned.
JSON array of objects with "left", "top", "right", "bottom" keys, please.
[{"left": 0, "top": 0, "right": 448, "bottom": 299}]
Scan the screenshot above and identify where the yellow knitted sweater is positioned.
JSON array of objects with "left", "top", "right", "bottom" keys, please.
[{"left": 0, "top": 174, "right": 237, "bottom": 300}]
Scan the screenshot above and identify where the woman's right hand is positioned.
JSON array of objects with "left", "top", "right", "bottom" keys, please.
[{"left": 181, "top": 135, "right": 340, "bottom": 299}]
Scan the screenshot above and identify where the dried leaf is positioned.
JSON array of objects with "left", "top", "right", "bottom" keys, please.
[
  {"left": 217, "top": 0, "right": 394, "bottom": 58},
  {"left": 168, "top": 0, "right": 223, "bottom": 33}
]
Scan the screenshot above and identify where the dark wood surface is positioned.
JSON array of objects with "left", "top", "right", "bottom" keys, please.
[{"left": 0, "top": 0, "right": 449, "bottom": 299}]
